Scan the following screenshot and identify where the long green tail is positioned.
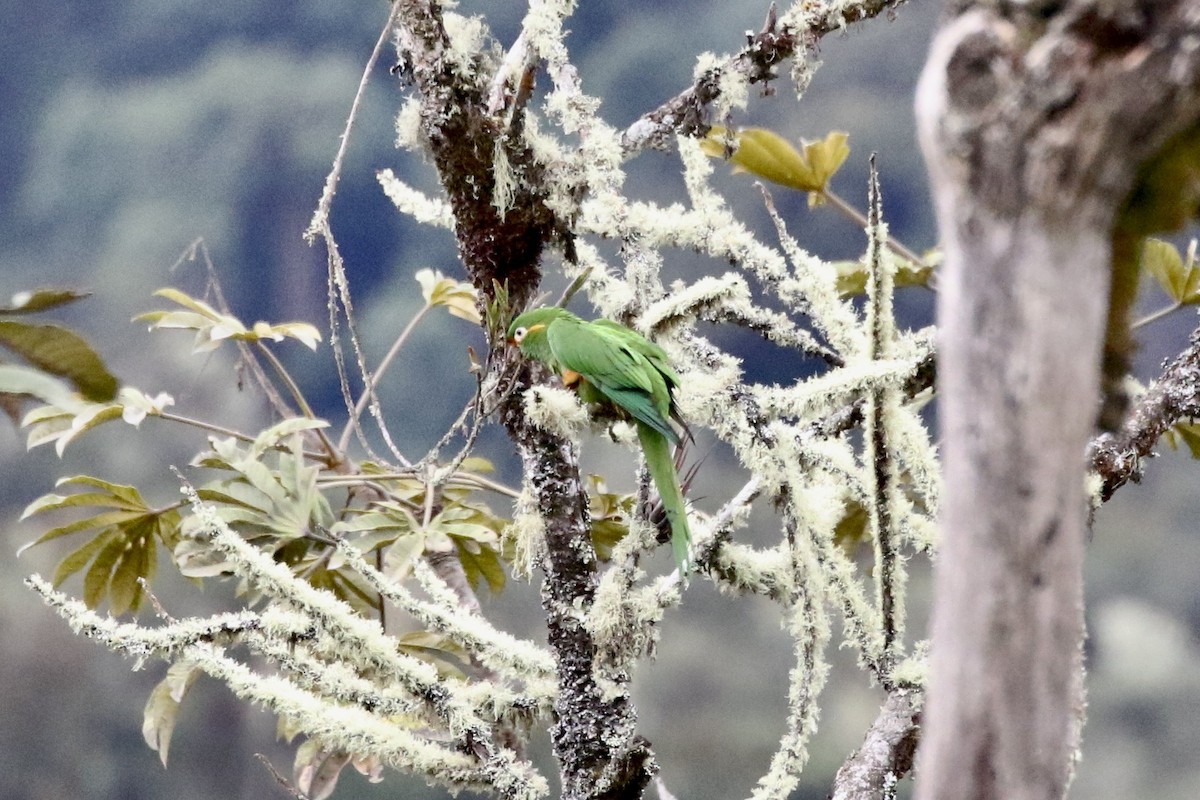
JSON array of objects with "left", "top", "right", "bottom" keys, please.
[{"left": 637, "top": 423, "right": 691, "bottom": 577}]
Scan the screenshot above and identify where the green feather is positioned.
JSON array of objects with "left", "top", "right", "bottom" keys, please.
[
  {"left": 508, "top": 306, "right": 693, "bottom": 575},
  {"left": 637, "top": 422, "right": 692, "bottom": 576}
]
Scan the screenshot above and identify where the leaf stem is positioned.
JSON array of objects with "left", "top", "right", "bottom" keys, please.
[
  {"left": 154, "top": 411, "right": 257, "bottom": 443},
  {"left": 254, "top": 341, "right": 340, "bottom": 461},
  {"left": 1134, "top": 301, "right": 1181, "bottom": 329},
  {"left": 821, "top": 188, "right": 929, "bottom": 270}
]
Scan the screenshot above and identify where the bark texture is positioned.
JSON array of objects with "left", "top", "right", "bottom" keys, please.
[
  {"left": 915, "top": 3, "right": 1200, "bottom": 799},
  {"left": 394, "top": 4, "right": 648, "bottom": 797}
]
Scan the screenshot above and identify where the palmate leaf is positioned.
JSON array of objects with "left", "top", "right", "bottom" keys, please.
[
  {"left": 20, "top": 476, "right": 182, "bottom": 613},
  {"left": 1163, "top": 419, "right": 1200, "bottom": 458},
  {"left": 1142, "top": 237, "right": 1200, "bottom": 305},
  {"left": 430, "top": 503, "right": 506, "bottom": 593},
  {"left": 18, "top": 386, "right": 174, "bottom": 455},
  {"left": 586, "top": 474, "right": 633, "bottom": 562},
  {"left": 332, "top": 497, "right": 509, "bottom": 592}
]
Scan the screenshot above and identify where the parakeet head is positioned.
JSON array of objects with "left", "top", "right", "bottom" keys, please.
[{"left": 506, "top": 306, "right": 573, "bottom": 349}]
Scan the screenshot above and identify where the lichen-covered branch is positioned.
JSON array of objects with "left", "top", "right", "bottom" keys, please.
[
  {"left": 1091, "top": 318, "right": 1200, "bottom": 501},
  {"left": 504, "top": 382, "right": 656, "bottom": 800},
  {"left": 621, "top": 0, "right": 910, "bottom": 153}
]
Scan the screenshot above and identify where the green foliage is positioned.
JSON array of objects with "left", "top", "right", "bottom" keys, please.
[
  {"left": 1142, "top": 237, "right": 1200, "bottom": 305},
  {"left": 142, "top": 661, "right": 200, "bottom": 767},
  {"left": 19, "top": 277, "right": 513, "bottom": 629},
  {"left": 1163, "top": 420, "right": 1200, "bottom": 459},
  {"left": 701, "top": 126, "right": 850, "bottom": 205},
  {"left": 416, "top": 268, "right": 481, "bottom": 324},
  {"left": 20, "top": 476, "right": 183, "bottom": 614},
  {"left": 586, "top": 474, "right": 633, "bottom": 561},
  {"left": 137, "top": 287, "right": 322, "bottom": 352},
  {"left": 20, "top": 386, "right": 174, "bottom": 456},
  {"left": 0, "top": 287, "right": 119, "bottom": 412},
  {"left": 331, "top": 467, "right": 509, "bottom": 595},
  {"left": 831, "top": 254, "right": 937, "bottom": 298}
]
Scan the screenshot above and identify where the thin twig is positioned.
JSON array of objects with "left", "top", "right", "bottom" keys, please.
[
  {"left": 336, "top": 302, "right": 432, "bottom": 453},
  {"left": 822, "top": 188, "right": 929, "bottom": 270},
  {"left": 254, "top": 753, "right": 311, "bottom": 800},
  {"left": 254, "top": 341, "right": 340, "bottom": 461}
]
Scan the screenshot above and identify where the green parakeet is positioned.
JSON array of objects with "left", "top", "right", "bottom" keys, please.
[{"left": 506, "top": 306, "right": 692, "bottom": 576}]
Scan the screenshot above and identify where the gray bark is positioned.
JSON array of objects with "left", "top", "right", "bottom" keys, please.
[{"left": 914, "top": 3, "right": 1200, "bottom": 799}]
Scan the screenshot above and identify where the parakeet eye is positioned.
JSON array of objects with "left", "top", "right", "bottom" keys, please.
[{"left": 512, "top": 326, "right": 528, "bottom": 343}]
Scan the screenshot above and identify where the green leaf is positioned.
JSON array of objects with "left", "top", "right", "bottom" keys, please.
[
  {"left": 1142, "top": 237, "right": 1200, "bottom": 304},
  {"left": 1164, "top": 420, "right": 1200, "bottom": 458},
  {"left": 60, "top": 475, "right": 160, "bottom": 507},
  {"left": 382, "top": 532, "right": 425, "bottom": 579},
  {"left": 702, "top": 126, "right": 850, "bottom": 195},
  {"left": 252, "top": 417, "right": 329, "bottom": 454},
  {"left": 251, "top": 321, "right": 322, "bottom": 350},
  {"left": 20, "top": 478, "right": 180, "bottom": 612},
  {"left": 832, "top": 258, "right": 936, "bottom": 299},
  {"left": 0, "top": 288, "right": 92, "bottom": 314},
  {"left": 83, "top": 535, "right": 127, "bottom": 608},
  {"left": 21, "top": 509, "right": 146, "bottom": 550},
  {"left": 458, "top": 456, "right": 494, "bottom": 474},
  {"left": 0, "top": 364, "right": 78, "bottom": 409},
  {"left": 108, "top": 518, "right": 157, "bottom": 614},
  {"left": 294, "top": 743, "right": 352, "bottom": 800},
  {"left": 138, "top": 288, "right": 321, "bottom": 353},
  {"left": 833, "top": 498, "right": 871, "bottom": 557},
  {"left": 0, "top": 320, "right": 119, "bottom": 401},
  {"left": 455, "top": 537, "right": 506, "bottom": 593},
  {"left": 174, "top": 537, "right": 234, "bottom": 578},
  {"left": 118, "top": 387, "right": 174, "bottom": 427},
  {"left": 52, "top": 529, "right": 119, "bottom": 586},
  {"left": 52, "top": 403, "right": 125, "bottom": 456},
  {"left": 143, "top": 661, "right": 200, "bottom": 766},
  {"left": 397, "top": 630, "right": 468, "bottom": 679},
  {"left": 416, "top": 269, "right": 481, "bottom": 323},
  {"left": 586, "top": 475, "right": 633, "bottom": 561},
  {"left": 308, "top": 565, "right": 377, "bottom": 616}
]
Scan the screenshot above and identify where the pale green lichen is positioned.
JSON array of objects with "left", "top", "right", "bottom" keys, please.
[
  {"left": 335, "top": 540, "right": 556, "bottom": 682},
  {"left": 890, "top": 646, "right": 929, "bottom": 688},
  {"left": 491, "top": 138, "right": 517, "bottom": 217},
  {"left": 506, "top": 487, "right": 548, "bottom": 581},
  {"left": 523, "top": 385, "right": 588, "bottom": 440},
  {"left": 442, "top": 12, "right": 496, "bottom": 82},
  {"left": 377, "top": 169, "right": 455, "bottom": 229},
  {"left": 394, "top": 97, "right": 425, "bottom": 151}
]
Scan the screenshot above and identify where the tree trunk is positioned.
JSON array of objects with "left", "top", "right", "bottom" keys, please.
[{"left": 914, "top": 3, "right": 1200, "bottom": 799}]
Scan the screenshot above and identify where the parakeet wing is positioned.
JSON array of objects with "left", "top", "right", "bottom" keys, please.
[
  {"left": 546, "top": 320, "right": 678, "bottom": 443},
  {"left": 590, "top": 319, "right": 691, "bottom": 441},
  {"left": 590, "top": 319, "right": 682, "bottom": 388}
]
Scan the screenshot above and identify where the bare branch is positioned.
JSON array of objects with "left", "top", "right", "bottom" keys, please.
[{"left": 830, "top": 687, "right": 922, "bottom": 800}]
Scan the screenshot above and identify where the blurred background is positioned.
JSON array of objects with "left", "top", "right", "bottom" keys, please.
[{"left": 2, "top": 2, "right": 1198, "bottom": 799}]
